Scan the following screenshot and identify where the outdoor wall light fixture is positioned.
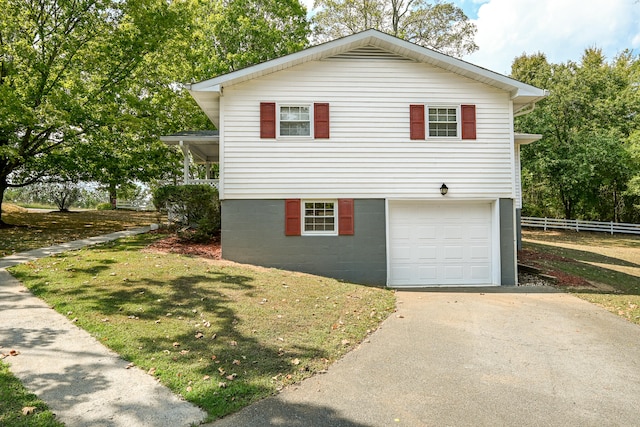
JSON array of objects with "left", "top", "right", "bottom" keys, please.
[{"left": 440, "top": 183, "right": 448, "bottom": 196}]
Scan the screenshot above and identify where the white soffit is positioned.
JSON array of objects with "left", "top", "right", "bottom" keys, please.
[{"left": 515, "top": 133, "right": 543, "bottom": 145}]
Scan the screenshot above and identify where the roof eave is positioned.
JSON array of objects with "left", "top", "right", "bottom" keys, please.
[{"left": 187, "top": 30, "right": 548, "bottom": 99}]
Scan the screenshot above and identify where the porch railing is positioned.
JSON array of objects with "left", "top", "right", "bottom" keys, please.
[{"left": 185, "top": 179, "right": 219, "bottom": 190}]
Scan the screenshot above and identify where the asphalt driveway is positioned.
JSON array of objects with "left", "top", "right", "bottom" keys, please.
[{"left": 211, "top": 287, "right": 640, "bottom": 427}]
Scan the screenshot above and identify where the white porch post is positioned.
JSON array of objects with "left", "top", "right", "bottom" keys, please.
[
  {"left": 179, "top": 141, "right": 190, "bottom": 184},
  {"left": 205, "top": 162, "right": 212, "bottom": 180}
]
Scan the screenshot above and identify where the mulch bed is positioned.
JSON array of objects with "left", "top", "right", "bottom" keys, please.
[{"left": 145, "top": 233, "right": 221, "bottom": 259}]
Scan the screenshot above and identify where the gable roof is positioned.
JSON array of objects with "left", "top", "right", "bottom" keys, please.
[{"left": 188, "top": 29, "right": 547, "bottom": 127}]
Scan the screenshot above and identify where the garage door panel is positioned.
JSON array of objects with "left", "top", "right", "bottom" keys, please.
[
  {"left": 418, "top": 245, "right": 437, "bottom": 260},
  {"left": 418, "top": 225, "right": 437, "bottom": 239},
  {"left": 418, "top": 266, "right": 437, "bottom": 280},
  {"left": 471, "top": 245, "right": 490, "bottom": 260},
  {"left": 444, "top": 265, "right": 464, "bottom": 280},
  {"left": 444, "top": 246, "right": 464, "bottom": 260},
  {"left": 389, "top": 201, "right": 494, "bottom": 286},
  {"left": 443, "top": 226, "right": 463, "bottom": 239},
  {"left": 471, "top": 265, "right": 491, "bottom": 280},
  {"left": 469, "top": 225, "right": 490, "bottom": 239}
]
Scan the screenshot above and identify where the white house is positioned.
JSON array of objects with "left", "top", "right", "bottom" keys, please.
[{"left": 180, "top": 29, "right": 547, "bottom": 287}]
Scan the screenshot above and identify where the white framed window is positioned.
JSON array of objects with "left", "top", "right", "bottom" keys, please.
[
  {"left": 428, "top": 106, "right": 459, "bottom": 138},
  {"left": 302, "top": 200, "right": 337, "bottom": 235},
  {"left": 279, "top": 105, "right": 311, "bottom": 137}
]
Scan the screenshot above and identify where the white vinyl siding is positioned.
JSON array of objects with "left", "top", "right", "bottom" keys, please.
[{"left": 221, "top": 57, "right": 515, "bottom": 200}]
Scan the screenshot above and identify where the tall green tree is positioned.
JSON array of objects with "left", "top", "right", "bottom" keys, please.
[
  {"left": 0, "top": 0, "right": 186, "bottom": 225},
  {"left": 182, "top": 0, "right": 310, "bottom": 80},
  {"left": 512, "top": 49, "right": 640, "bottom": 221},
  {"left": 311, "top": 0, "right": 477, "bottom": 57}
]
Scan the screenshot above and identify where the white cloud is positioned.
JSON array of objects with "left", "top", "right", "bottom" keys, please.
[{"left": 464, "top": 0, "right": 640, "bottom": 75}]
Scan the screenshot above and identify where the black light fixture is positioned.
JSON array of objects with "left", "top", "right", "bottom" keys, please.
[{"left": 440, "top": 183, "right": 448, "bottom": 196}]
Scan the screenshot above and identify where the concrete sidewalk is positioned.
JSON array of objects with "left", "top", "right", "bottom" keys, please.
[{"left": 0, "top": 226, "right": 206, "bottom": 427}]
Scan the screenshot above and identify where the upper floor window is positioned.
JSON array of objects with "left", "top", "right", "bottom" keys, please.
[
  {"left": 260, "top": 102, "right": 330, "bottom": 139},
  {"left": 280, "top": 106, "right": 311, "bottom": 136},
  {"left": 410, "top": 104, "right": 476, "bottom": 140},
  {"left": 428, "top": 107, "right": 458, "bottom": 137}
]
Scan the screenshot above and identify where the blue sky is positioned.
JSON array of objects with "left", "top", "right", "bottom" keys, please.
[{"left": 302, "top": 0, "right": 640, "bottom": 75}]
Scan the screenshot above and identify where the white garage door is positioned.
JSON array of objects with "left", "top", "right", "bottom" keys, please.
[{"left": 388, "top": 201, "right": 494, "bottom": 287}]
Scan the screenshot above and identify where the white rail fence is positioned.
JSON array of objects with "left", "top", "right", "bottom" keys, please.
[{"left": 521, "top": 216, "right": 640, "bottom": 236}]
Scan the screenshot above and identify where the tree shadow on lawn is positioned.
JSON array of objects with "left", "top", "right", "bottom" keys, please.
[
  {"left": 11, "top": 264, "right": 335, "bottom": 419},
  {"left": 523, "top": 242, "right": 640, "bottom": 295}
]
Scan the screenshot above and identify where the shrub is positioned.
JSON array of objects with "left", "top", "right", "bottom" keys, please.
[
  {"left": 96, "top": 202, "right": 113, "bottom": 210},
  {"left": 153, "top": 185, "right": 220, "bottom": 242}
]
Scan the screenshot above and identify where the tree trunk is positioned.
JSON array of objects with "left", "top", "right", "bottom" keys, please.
[
  {"left": 0, "top": 178, "right": 10, "bottom": 228},
  {"left": 109, "top": 182, "right": 117, "bottom": 209}
]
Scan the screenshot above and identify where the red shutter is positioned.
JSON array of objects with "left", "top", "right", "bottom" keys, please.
[
  {"left": 461, "top": 104, "right": 476, "bottom": 140},
  {"left": 338, "top": 199, "right": 354, "bottom": 235},
  {"left": 410, "top": 105, "right": 425, "bottom": 140},
  {"left": 285, "top": 199, "right": 301, "bottom": 236},
  {"left": 314, "top": 103, "right": 330, "bottom": 139},
  {"left": 260, "top": 102, "right": 276, "bottom": 139}
]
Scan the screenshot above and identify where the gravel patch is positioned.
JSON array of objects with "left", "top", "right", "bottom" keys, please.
[{"left": 518, "top": 272, "right": 555, "bottom": 287}]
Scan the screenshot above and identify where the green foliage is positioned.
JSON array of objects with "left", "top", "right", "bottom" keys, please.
[
  {"left": 0, "top": 0, "right": 188, "bottom": 224},
  {"left": 179, "top": 0, "right": 310, "bottom": 80},
  {"left": 6, "top": 183, "right": 109, "bottom": 210},
  {"left": 513, "top": 49, "right": 640, "bottom": 222},
  {"left": 153, "top": 185, "right": 220, "bottom": 242},
  {"left": 312, "top": 0, "right": 477, "bottom": 57}
]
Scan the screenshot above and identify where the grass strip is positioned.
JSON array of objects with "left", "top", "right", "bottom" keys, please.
[{"left": 0, "top": 361, "right": 64, "bottom": 427}]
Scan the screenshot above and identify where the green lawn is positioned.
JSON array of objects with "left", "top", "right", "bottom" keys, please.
[
  {"left": 0, "top": 361, "right": 64, "bottom": 427},
  {"left": 522, "top": 229, "right": 640, "bottom": 325},
  {"left": 0, "top": 204, "right": 158, "bottom": 257},
  {"left": 7, "top": 233, "right": 396, "bottom": 421}
]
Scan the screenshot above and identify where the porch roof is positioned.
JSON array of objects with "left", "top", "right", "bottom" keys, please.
[{"left": 161, "top": 131, "right": 219, "bottom": 163}]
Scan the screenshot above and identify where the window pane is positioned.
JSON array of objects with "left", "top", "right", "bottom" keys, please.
[
  {"left": 303, "top": 201, "right": 336, "bottom": 233},
  {"left": 428, "top": 107, "right": 457, "bottom": 137}
]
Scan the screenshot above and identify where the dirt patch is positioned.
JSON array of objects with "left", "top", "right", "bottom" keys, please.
[
  {"left": 144, "top": 233, "right": 221, "bottom": 259},
  {"left": 518, "top": 249, "right": 593, "bottom": 288}
]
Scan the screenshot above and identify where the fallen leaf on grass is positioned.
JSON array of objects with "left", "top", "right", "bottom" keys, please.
[
  {"left": 172, "top": 342, "right": 180, "bottom": 348},
  {"left": 291, "top": 358, "right": 300, "bottom": 365},
  {"left": 203, "top": 375, "right": 211, "bottom": 381},
  {"left": 148, "top": 367, "right": 157, "bottom": 375},
  {"left": 341, "top": 339, "right": 350, "bottom": 346},
  {"left": 21, "top": 406, "right": 36, "bottom": 416},
  {"left": 218, "top": 382, "right": 227, "bottom": 388},
  {"left": 225, "top": 373, "right": 237, "bottom": 381},
  {"left": 195, "top": 332, "right": 204, "bottom": 339},
  {"left": 125, "top": 362, "right": 135, "bottom": 369},
  {"left": 186, "top": 386, "right": 192, "bottom": 392},
  {"left": 232, "top": 359, "right": 241, "bottom": 365},
  {"left": 229, "top": 340, "right": 238, "bottom": 346}
]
